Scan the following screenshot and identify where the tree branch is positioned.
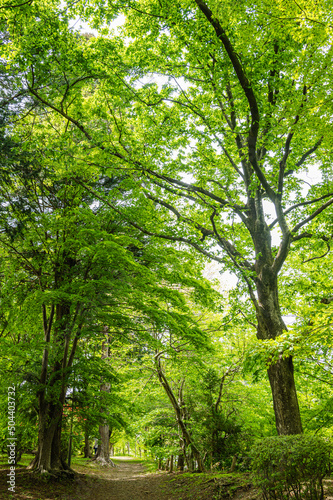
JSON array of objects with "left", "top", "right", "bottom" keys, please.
[
  {"left": 269, "top": 192, "right": 333, "bottom": 230},
  {"left": 302, "top": 241, "right": 330, "bottom": 263},
  {"left": 209, "top": 209, "right": 253, "bottom": 271},
  {"left": 0, "top": 0, "right": 32, "bottom": 9},
  {"left": 76, "top": 180, "right": 227, "bottom": 265},
  {"left": 146, "top": 168, "right": 245, "bottom": 211},
  {"left": 145, "top": 193, "right": 216, "bottom": 241},
  {"left": 292, "top": 197, "right": 333, "bottom": 234},
  {"left": 295, "top": 136, "right": 323, "bottom": 167},
  {"left": 194, "top": 0, "right": 260, "bottom": 142},
  {"left": 194, "top": 0, "right": 278, "bottom": 201}
]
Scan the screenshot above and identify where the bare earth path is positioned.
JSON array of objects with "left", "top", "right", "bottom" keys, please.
[{"left": 73, "top": 458, "right": 176, "bottom": 500}]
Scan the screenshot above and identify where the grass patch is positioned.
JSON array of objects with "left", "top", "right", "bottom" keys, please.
[
  {"left": 165, "top": 471, "right": 256, "bottom": 500},
  {"left": 111, "top": 456, "right": 144, "bottom": 464},
  {"left": 0, "top": 453, "right": 34, "bottom": 468}
]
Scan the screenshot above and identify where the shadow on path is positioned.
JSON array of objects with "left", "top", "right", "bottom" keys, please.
[{"left": 74, "top": 457, "right": 174, "bottom": 500}]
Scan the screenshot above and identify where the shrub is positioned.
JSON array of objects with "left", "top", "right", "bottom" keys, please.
[{"left": 250, "top": 435, "right": 331, "bottom": 500}]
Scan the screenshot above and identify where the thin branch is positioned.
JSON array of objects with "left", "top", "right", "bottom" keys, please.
[
  {"left": 302, "top": 240, "right": 330, "bottom": 263},
  {"left": 292, "top": 197, "right": 333, "bottom": 234},
  {"left": 292, "top": 232, "right": 313, "bottom": 242},
  {"left": 295, "top": 137, "right": 323, "bottom": 167},
  {"left": 146, "top": 168, "right": 245, "bottom": 211},
  {"left": 215, "top": 365, "right": 239, "bottom": 413},
  {"left": 278, "top": 131, "right": 294, "bottom": 196},
  {"left": 209, "top": 209, "right": 253, "bottom": 270},
  {"left": 238, "top": 308, "right": 257, "bottom": 328},
  {"left": 269, "top": 192, "right": 333, "bottom": 230},
  {"left": 27, "top": 85, "right": 125, "bottom": 160},
  {"left": 0, "top": 0, "right": 32, "bottom": 9},
  {"left": 145, "top": 192, "right": 215, "bottom": 240}
]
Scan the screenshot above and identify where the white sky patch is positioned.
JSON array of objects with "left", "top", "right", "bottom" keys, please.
[
  {"left": 283, "top": 314, "right": 296, "bottom": 326},
  {"left": 297, "top": 165, "right": 323, "bottom": 197},
  {"left": 203, "top": 261, "right": 238, "bottom": 291}
]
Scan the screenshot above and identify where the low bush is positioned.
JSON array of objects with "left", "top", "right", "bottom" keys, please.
[{"left": 250, "top": 435, "right": 331, "bottom": 500}]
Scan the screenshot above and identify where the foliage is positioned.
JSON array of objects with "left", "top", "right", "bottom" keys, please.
[
  {"left": 1, "top": 0, "right": 333, "bottom": 474},
  {"left": 251, "top": 435, "right": 331, "bottom": 500}
]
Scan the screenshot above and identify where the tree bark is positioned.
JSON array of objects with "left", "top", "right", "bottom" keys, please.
[
  {"left": 31, "top": 400, "right": 69, "bottom": 473},
  {"left": 177, "top": 453, "right": 185, "bottom": 471},
  {"left": 95, "top": 424, "right": 115, "bottom": 466},
  {"left": 267, "top": 356, "right": 303, "bottom": 434},
  {"left": 229, "top": 455, "right": 237, "bottom": 472},
  {"left": 253, "top": 234, "right": 303, "bottom": 435},
  {"left": 31, "top": 301, "right": 78, "bottom": 474}
]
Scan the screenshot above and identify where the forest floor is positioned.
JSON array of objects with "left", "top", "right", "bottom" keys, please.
[{"left": 1, "top": 456, "right": 333, "bottom": 500}]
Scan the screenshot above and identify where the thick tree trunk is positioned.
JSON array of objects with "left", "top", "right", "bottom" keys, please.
[
  {"left": 30, "top": 403, "right": 69, "bottom": 474},
  {"left": 177, "top": 453, "right": 185, "bottom": 471},
  {"left": 267, "top": 356, "right": 303, "bottom": 434},
  {"left": 31, "top": 300, "right": 76, "bottom": 474},
  {"left": 255, "top": 264, "right": 303, "bottom": 435},
  {"left": 95, "top": 424, "right": 115, "bottom": 466}
]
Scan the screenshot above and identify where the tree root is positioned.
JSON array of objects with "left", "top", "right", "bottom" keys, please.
[{"left": 91, "top": 456, "right": 117, "bottom": 467}]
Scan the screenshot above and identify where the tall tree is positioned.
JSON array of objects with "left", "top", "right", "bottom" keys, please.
[
  {"left": 72, "top": 0, "right": 333, "bottom": 435},
  {"left": 3, "top": 0, "right": 333, "bottom": 435}
]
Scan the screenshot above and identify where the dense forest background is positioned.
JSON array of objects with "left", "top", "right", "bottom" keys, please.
[{"left": 0, "top": 0, "right": 333, "bottom": 481}]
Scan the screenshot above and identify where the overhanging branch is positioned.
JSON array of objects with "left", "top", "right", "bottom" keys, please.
[
  {"left": 76, "top": 180, "right": 227, "bottom": 265},
  {"left": 292, "top": 197, "right": 333, "bottom": 234},
  {"left": 269, "top": 192, "right": 333, "bottom": 230}
]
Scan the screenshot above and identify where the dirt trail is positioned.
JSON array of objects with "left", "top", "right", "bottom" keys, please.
[{"left": 74, "top": 459, "right": 175, "bottom": 500}]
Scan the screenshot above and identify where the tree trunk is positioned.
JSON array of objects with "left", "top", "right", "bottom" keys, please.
[
  {"left": 267, "top": 356, "right": 302, "bottom": 434},
  {"left": 155, "top": 355, "right": 205, "bottom": 471},
  {"left": 229, "top": 455, "right": 237, "bottom": 472},
  {"left": 254, "top": 259, "right": 303, "bottom": 435},
  {"left": 31, "top": 300, "right": 78, "bottom": 474},
  {"left": 94, "top": 327, "right": 116, "bottom": 467},
  {"left": 30, "top": 402, "right": 69, "bottom": 474},
  {"left": 177, "top": 453, "right": 185, "bottom": 471},
  {"left": 84, "top": 426, "right": 92, "bottom": 458},
  {"left": 95, "top": 423, "right": 115, "bottom": 466}
]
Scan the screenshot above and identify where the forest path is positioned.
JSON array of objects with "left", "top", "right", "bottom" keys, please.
[{"left": 74, "top": 457, "right": 176, "bottom": 500}]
